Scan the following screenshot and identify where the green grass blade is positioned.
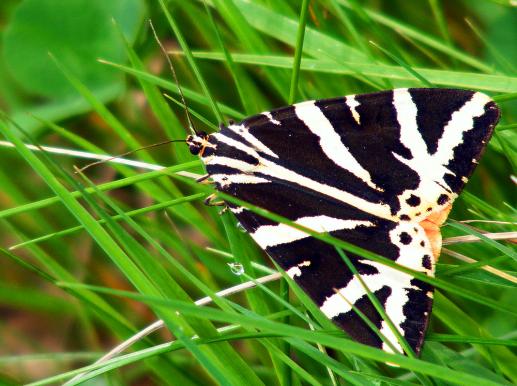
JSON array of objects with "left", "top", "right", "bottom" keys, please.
[
  {"left": 190, "top": 52, "right": 517, "bottom": 92},
  {"left": 158, "top": 0, "right": 223, "bottom": 123},
  {"left": 98, "top": 59, "right": 246, "bottom": 119},
  {"left": 9, "top": 193, "right": 205, "bottom": 250},
  {"left": 0, "top": 162, "right": 199, "bottom": 219},
  {"left": 288, "top": 0, "right": 310, "bottom": 104},
  {"left": 57, "top": 284, "right": 509, "bottom": 386},
  {"left": 369, "top": 41, "right": 434, "bottom": 87}
]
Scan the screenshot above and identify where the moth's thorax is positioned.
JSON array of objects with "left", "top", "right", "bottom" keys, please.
[
  {"left": 186, "top": 132, "right": 216, "bottom": 157},
  {"left": 419, "top": 204, "right": 452, "bottom": 261}
]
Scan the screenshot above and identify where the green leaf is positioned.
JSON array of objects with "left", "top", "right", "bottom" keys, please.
[{"left": 3, "top": 0, "right": 145, "bottom": 99}]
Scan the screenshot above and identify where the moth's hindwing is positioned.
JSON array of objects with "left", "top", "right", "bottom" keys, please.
[{"left": 192, "top": 88, "right": 500, "bottom": 355}]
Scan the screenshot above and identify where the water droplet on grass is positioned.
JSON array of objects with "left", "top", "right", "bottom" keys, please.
[{"left": 228, "top": 262, "right": 244, "bottom": 276}]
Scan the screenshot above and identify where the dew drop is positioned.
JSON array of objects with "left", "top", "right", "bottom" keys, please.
[
  {"left": 228, "top": 262, "right": 245, "bottom": 276},
  {"left": 236, "top": 222, "right": 246, "bottom": 232}
]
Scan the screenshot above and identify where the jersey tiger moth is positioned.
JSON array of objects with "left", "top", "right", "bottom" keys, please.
[{"left": 186, "top": 88, "right": 500, "bottom": 356}]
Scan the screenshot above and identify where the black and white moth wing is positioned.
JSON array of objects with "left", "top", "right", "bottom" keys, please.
[
  {"left": 225, "top": 182, "right": 435, "bottom": 354},
  {"left": 215, "top": 88, "right": 499, "bottom": 220},
  {"left": 194, "top": 88, "right": 500, "bottom": 355}
]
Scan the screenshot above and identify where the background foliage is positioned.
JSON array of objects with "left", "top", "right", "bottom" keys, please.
[{"left": 0, "top": 0, "right": 515, "bottom": 385}]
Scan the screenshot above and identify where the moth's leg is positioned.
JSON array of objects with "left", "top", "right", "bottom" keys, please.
[{"left": 204, "top": 193, "right": 225, "bottom": 207}]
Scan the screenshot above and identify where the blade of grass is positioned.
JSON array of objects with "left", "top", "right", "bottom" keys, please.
[
  {"left": 76, "top": 173, "right": 266, "bottom": 386},
  {"left": 190, "top": 52, "right": 517, "bottom": 92},
  {"left": 164, "top": 94, "right": 219, "bottom": 131},
  {"left": 369, "top": 40, "right": 434, "bottom": 87},
  {"left": 465, "top": 18, "right": 516, "bottom": 74},
  {"left": 202, "top": 1, "right": 261, "bottom": 115},
  {"left": 323, "top": 0, "right": 372, "bottom": 59},
  {"left": 0, "top": 161, "right": 199, "bottom": 219},
  {"left": 448, "top": 220, "right": 517, "bottom": 262},
  {"left": 113, "top": 18, "right": 192, "bottom": 162},
  {"left": 0, "top": 117, "right": 252, "bottom": 385},
  {"left": 497, "top": 123, "right": 517, "bottom": 131},
  {"left": 434, "top": 291, "right": 517, "bottom": 382},
  {"left": 288, "top": 0, "right": 310, "bottom": 104},
  {"left": 28, "top": 115, "right": 217, "bottom": 241},
  {"left": 210, "top": 0, "right": 291, "bottom": 102},
  {"left": 158, "top": 0, "right": 223, "bottom": 123},
  {"left": 427, "top": 0, "right": 454, "bottom": 58},
  {"left": 56, "top": 284, "right": 509, "bottom": 386},
  {"left": 0, "top": 244, "right": 190, "bottom": 384},
  {"left": 219, "top": 212, "right": 286, "bottom": 383},
  {"left": 439, "top": 255, "right": 509, "bottom": 276},
  {"left": 48, "top": 55, "right": 220, "bottom": 242},
  {"left": 98, "top": 59, "right": 245, "bottom": 119},
  {"left": 428, "top": 333, "right": 517, "bottom": 347},
  {"left": 49, "top": 55, "right": 156, "bottom": 160},
  {"left": 232, "top": 0, "right": 366, "bottom": 64},
  {"left": 9, "top": 193, "right": 205, "bottom": 250},
  {"left": 336, "top": 0, "right": 494, "bottom": 72}
]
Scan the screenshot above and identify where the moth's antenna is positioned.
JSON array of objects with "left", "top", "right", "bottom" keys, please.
[
  {"left": 149, "top": 19, "right": 197, "bottom": 136},
  {"left": 76, "top": 139, "right": 186, "bottom": 174}
]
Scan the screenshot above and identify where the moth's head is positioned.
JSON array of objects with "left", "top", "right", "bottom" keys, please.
[{"left": 186, "top": 131, "right": 215, "bottom": 157}]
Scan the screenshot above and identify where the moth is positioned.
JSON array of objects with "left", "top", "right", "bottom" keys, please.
[{"left": 186, "top": 88, "right": 500, "bottom": 356}]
